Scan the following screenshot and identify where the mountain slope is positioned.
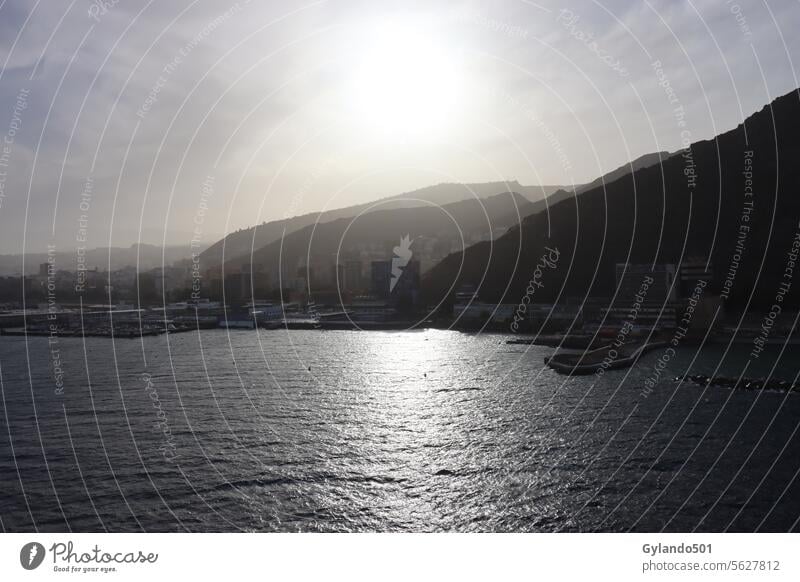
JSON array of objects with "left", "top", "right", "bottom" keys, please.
[
  {"left": 199, "top": 181, "right": 567, "bottom": 269},
  {"left": 574, "top": 151, "right": 669, "bottom": 194},
  {"left": 422, "top": 88, "right": 800, "bottom": 311},
  {"left": 216, "top": 191, "right": 535, "bottom": 288}
]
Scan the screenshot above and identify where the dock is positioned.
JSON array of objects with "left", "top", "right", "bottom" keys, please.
[{"left": 545, "top": 340, "right": 667, "bottom": 375}]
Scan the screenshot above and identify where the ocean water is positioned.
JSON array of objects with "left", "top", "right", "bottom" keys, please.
[{"left": 1, "top": 329, "right": 799, "bottom": 532}]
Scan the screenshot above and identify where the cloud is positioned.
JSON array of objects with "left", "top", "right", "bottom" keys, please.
[{"left": 0, "top": 0, "right": 798, "bottom": 253}]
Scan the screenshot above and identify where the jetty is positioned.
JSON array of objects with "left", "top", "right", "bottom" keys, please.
[
  {"left": 507, "top": 334, "right": 605, "bottom": 349},
  {"left": 676, "top": 374, "right": 800, "bottom": 393},
  {"left": 545, "top": 340, "right": 667, "bottom": 375}
]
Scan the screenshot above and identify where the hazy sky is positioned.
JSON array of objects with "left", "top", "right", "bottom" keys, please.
[{"left": 0, "top": 0, "right": 798, "bottom": 252}]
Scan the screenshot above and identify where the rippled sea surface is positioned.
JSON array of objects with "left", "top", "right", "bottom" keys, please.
[{"left": 1, "top": 329, "right": 800, "bottom": 532}]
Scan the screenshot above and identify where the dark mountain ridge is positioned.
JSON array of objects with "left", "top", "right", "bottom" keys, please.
[
  {"left": 574, "top": 151, "right": 670, "bottom": 194},
  {"left": 422, "top": 88, "right": 800, "bottom": 311}
]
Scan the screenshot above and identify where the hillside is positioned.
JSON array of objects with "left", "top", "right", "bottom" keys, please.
[
  {"left": 574, "top": 151, "right": 669, "bottom": 194},
  {"left": 215, "top": 191, "right": 535, "bottom": 289},
  {"left": 199, "top": 181, "right": 568, "bottom": 269},
  {"left": 422, "top": 88, "right": 800, "bottom": 311}
]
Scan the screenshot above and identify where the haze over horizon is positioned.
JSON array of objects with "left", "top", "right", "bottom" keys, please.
[
  {"left": 1, "top": 0, "right": 798, "bottom": 253},
  {"left": 5, "top": 0, "right": 800, "bottom": 546}
]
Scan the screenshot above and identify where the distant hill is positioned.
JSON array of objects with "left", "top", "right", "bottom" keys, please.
[
  {"left": 214, "top": 192, "right": 535, "bottom": 288},
  {"left": 422, "top": 88, "right": 800, "bottom": 311},
  {"left": 0, "top": 244, "right": 202, "bottom": 276},
  {"left": 199, "top": 181, "right": 569, "bottom": 269}
]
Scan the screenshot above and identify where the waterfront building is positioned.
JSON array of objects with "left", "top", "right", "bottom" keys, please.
[
  {"left": 614, "top": 263, "right": 677, "bottom": 305},
  {"left": 454, "top": 301, "right": 516, "bottom": 323},
  {"left": 370, "top": 260, "right": 391, "bottom": 298},
  {"left": 679, "top": 257, "right": 714, "bottom": 297},
  {"left": 344, "top": 260, "right": 363, "bottom": 292}
]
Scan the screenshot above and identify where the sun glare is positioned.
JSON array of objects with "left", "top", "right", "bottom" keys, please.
[{"left": 346, "top": 19, "right": 464, "bottom": 142}]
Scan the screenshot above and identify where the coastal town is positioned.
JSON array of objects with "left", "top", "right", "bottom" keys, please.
[{"left": 1, "top": 252, "right": 794, "bottom": 350}]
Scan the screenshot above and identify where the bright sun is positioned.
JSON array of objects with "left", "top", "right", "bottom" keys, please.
[{"left": 346, "top": 19, "right": 464, "bottom": 142}]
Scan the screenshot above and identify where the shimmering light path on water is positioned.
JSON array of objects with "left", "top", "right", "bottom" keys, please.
[{"left": 1, "top": 329, "right": 799, "bottom": 531}]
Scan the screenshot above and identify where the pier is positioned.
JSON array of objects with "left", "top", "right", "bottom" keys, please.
[{"left": 545, "top": 340, "right": 667, "bottom": 375}]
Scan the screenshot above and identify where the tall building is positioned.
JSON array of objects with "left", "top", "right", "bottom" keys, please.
[
  {"left": 370, "top": 260, "right": 391, "bottom": 299},
  {"left": 223, "top": 272, "right": 251, "bottom": 305},
  {"left": 608, "top": 263, "right": 678, "bottom": 328},
  {"left": 344, "top": 260, "right": 363, "bottom": 292},
  {"left": 391, "top": 259, "right": 420, "bottom": 295},
  {"left": 614, "top": 263, "right": 677, "bottom": 305}
]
